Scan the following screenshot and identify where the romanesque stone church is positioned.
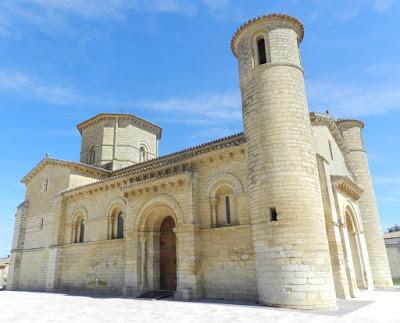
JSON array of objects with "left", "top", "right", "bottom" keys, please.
[{"left": 8, "top": 13, "right": 393, "bottom": 310}]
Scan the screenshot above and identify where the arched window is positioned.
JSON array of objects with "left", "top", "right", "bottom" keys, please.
[
  {"left": 117, "top": 212, "right": 124, "bottom": 239},
  {"left": 215, "top": 185, "right": 235, "bottom": 227},
  {"left": 88, "top": 146, "right": 96, "bottom": 164},
  {"left": 108, "top": 208, "right": 124, "bottom": 240},
  {"left": 139, "top": 146, "right": 148, "bottom": 162},
  {"left": 73, "top": 216, "right": 85, "bottom": 243},
  {"left": 257, "top": 37, "right": 267, "bottom": 65},
  {"left": 225, "top": 196, "right": 231, "bottom": 225},
  {"left": 79, "top": 219, "right": 85, "bottom": 243}
]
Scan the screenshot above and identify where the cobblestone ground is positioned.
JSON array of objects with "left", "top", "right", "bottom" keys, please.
[{"left": 0, "top": 288, "right": 399, "bottom": 323}]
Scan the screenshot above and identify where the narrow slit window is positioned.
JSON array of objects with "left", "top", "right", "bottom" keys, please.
[
  {"left": 139, "top": 146, "right": 147, "bottom": 162},
  {"left": 328, "top": 140, "right": 334, "bottom": 160},
  {"left": 39, "top": 218, "right": 44, "bottom": 230},
  {"left": 79, "top": 220, "right": 85, "bottom": 243},
  {"left": 117, "top": 213, "right": 124, "bottom": 239},
  {"left": 270, "top": 207, "right": 278, "bottom": 222},
  {"left": 225, "top": 196, "right": 231, "bottom": 225},
  {"left": 44, "top": 178, "right": 49, "bottom": 192},
  {"left": 89, "top": 146, "right": 96, "bottom": 164},
  {"left": 257, "top": 37, "right": 267, "bottom": 65}
]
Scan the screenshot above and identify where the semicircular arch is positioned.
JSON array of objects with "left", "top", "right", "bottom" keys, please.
[
  {"left": 135, "top": 194, "right": 183, "bottom": 232},
  {"left": 105, "top": 197, "right": 128, "bottom": 218},
  {"left": 69, "top": 206, "right": 88, "bottom": 225},
  {"left": 343, "top": 201, "right": 362, "bottom": 234},
  {"left": 206, "top": 172, "right": 244, "bottom": 199}
]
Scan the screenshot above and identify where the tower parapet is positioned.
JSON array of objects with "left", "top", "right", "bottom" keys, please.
[
  {"left": 232, "top": 14, "right": 336, "bottom": 309},
  {"left": 336, "top": 119, "right": 393, "bottom": 288}
]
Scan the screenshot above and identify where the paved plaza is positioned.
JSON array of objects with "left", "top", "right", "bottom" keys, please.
[{"left": 1, "top": 288, "right": 400, "bottom": 322}]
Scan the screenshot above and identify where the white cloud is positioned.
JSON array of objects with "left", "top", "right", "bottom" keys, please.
[
  {"left": 0, "top": 0, "right": 198, "bottom": 37},
  {"left": 24, "top": 0, "right": 197, "bottom": 17},
  {"left": 131, "top": 91, "right": 242, "bottom": 122},
  {"left": 308, "top": 61, "right": 400, "bottom": 117},
  {"left": 373, "top": 0, "right": 394, "bottom": 11},
  {"left": 0, "top": 70, "right": 87, "bottom": 105},
  {"left": 307, "top": 78, "right": 400, "bottom": 117},
  {"left": 0, "top": 69, "right": 241, "bottom": 125}
]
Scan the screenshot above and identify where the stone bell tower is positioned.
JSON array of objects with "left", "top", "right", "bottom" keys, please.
[
  {"left": 337, "top": 120, "right": 393, "bottom": 288},
  {"left": 231, "top": 14, "right": 336, "bottom": 309}
]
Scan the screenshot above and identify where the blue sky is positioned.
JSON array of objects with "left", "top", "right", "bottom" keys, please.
[{"left": 0, "top": 0, "right": 399, "bottom": 257}]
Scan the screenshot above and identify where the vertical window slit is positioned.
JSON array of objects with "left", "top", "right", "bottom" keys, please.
[
  {"left": 79, "top": 220, "right": 85, "bottom": 243},
  {"left": 257, "top": 37, "right": 267, "bottom": 65},
  {"left": 270, "top": 207, "right": 278, "bottom": 222},
  {"left": 328, "top": 140, "right": 334, "bottom": 160},
  {"left": 117, "top": 213, "right": 124, "bottom": 239},
  {"left": 225, "top": 196, "right": 231, "bottom": 225}
]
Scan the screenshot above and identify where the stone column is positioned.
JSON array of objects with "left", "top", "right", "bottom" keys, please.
[
  {"left": 175, "top": 224, "right": 201, "bottom": 300},
  {"left": 339, "top": 223, "right": 359, "bottom": 298},
  {"left": 139, "top": 232, "right": 148, "bottom": 292},
  {"left": 123, "top": 231, "right": 141, "bottom": 296},
  {"left": 45, "top": 194, "right": 66, "bottom": 291},
  {"left": 209, "top": 198, "right": 217, "bottom": 228},
  {"left": 337, "top": 120, "right": 393, "bottom": 288},
  {"left": 7, "top": 201, "right": 29, "bottom": 290}
]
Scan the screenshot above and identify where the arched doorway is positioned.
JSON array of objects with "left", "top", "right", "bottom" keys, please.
[
  {"left": 159, "top": 216, "right": 177, "bottom": 290},
  {"left": 345, "top": 209, "right": 366, "bottom": 289}
]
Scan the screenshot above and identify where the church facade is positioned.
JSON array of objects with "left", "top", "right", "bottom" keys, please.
[{"left": 8, "top": 13, "right": 393, "bottom": 309}]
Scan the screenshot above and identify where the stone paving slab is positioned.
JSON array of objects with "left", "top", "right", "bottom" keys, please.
[{"left": 0, "top": 289, "right": 399, "bottom": 323}]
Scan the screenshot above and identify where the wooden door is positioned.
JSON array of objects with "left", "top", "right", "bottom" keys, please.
[{"left": 159, "top": 216, "right": 177, "bottom": 290}]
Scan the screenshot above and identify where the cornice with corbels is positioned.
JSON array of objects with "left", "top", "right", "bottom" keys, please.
[
  {"left": 331, "top": 175, "right": 363, "bottom": 200},
  {"left": 61, "top": 143, "right": 246, "bottom": 202}
]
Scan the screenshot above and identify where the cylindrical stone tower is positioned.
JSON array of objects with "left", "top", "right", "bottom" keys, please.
[
  {"left": 336, "top": 120, "right": 393, "bottom": 288},
  {"left": 231, "top": 14, "right": 336, "bottom": 309}
]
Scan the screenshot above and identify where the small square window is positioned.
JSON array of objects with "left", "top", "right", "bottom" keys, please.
[{"left": 270, "top": 207, "right": 278, "bottom": 222}]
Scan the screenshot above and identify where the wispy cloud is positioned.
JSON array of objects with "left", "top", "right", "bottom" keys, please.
[
  {"left": 22, "top": 0, "right": 197, "bottom": 18},
  {"left": 132, "top": 91, "right": 241, "bottom": 121},
  {"left": 0, "top": 68, "right": 241, "bottom": 125},
  {"left": 0, "top": 70, "right": 88, "bottom": 105},
  {"left": 0, "top": 0, "right": 198, "bottom": 37},
  {"left": 307, "top": 78, "right": 400, "bottom": 117},
  {"left": 373, "top": 0, "right": 394, "bottom": 11},
  {"left": 308, "top": 60, "right": 400, "bottom": 117},
  {"left": 303, "top": 0, "right": 395, "bottom": 22}
]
